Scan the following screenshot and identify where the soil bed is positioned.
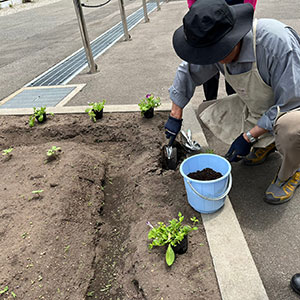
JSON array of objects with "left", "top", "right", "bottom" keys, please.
[{"left": 0, "top": 112, "right": 221, "bottom": 300}]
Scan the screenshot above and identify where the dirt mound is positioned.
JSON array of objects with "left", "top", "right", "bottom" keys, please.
[{"left": 0, "top": 112, "right": 220, "bottom": 300}]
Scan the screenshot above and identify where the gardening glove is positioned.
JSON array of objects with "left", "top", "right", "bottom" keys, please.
[
  {"left": 225, "top": 133, "right": 251, "bottom": 162},
  {"left": 164, "top": 116, "right": 182, "bottom": 145}
]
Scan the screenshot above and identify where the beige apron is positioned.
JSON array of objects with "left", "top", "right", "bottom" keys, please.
[{"left": 199, "top": 19, "right": 275, "bottom": 147}]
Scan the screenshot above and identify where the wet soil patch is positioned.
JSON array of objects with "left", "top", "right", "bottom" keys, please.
[{"left": 0, "top": 112, "right": 221, "bottom": 300}]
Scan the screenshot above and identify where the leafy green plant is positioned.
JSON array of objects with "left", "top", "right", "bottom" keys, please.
[
  {"left": 147, "top": 212, "right": 198, "bottom": 266},
  {"left": 85, "top": 100, "right": 106, "bottom": 122},
  {"left": 46, "top": 146, "right": 61, "bottom": 162},
  {"left": 138, "top": 94, "right": 161, "bottom": 115},
  {"left": 0, "top": 286, "right": 8, "bottom": 295},
  {"left": 2, "top": 148, "right": 13, "bottom": 156},
  {"left": 31, "top": 190, "right": 44, "bottom": 199},
  {"left": 29, "top": 106, "right": 53, "bottom": 127}
]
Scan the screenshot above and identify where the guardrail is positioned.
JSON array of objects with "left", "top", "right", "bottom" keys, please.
[{"left": 73, "top": 0, "right": 163, "bottom": 73}]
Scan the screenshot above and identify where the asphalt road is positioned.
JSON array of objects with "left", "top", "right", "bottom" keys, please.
[{"left": 0, "top": 0, "right": 142, "bottom": 101}]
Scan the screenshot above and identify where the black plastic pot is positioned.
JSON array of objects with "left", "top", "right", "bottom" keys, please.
[
  {"left": 93, "top": 109, "right": 103, "bottom": 120},
  {"left": 172, "top": 235, "right": 188, "bottom": 255},
  {"left": 143, "top": 107, "right": 154, "bottom": 118},
  {"left": 36, "top": 113, "right": 47, "bottom": 124}
]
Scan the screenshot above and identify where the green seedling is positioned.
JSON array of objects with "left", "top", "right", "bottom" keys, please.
[
  {"left": 0, "top": 286, "right": 8, "bottom": 295},
  {"left": 22, "top": 232, "right": 28, "bottom": 239},
  {"left": 47, "top": 146, "right": 61, "bottom": 157},
  {"left": 87, "top": 291, "right": 95, "bottom": 297},
  {"left": 64, "top": 245, "right": 70, "bottom": 253},
  {"left": 85, "top": 100, "right": 106, "bottom": 122},
  {"left": 32, "top": 190, "right": 44, "bottom": 195},
  {"left": 46, "top": 146, "right": 61, "bottom": 163},
  {"left": 31, "top": 190, "right": 44, "bottom": 200},
  {"left": 138, "top": 94, "right": 161, "bottom": 115},
  {"left": 147, "top": 212, "right": 199, "bottom": 266},
  {"left": 205, "top": 148, "right": 215, "bottom": 154},
  {"left": 29, "top": 106, "right": 53, "bottom": 127},
  {"left": 11, "top": 291, "right": 16, "bottom": 298},
  {"left": 2, "top": 148, "right": 13, "bottom": 156}
]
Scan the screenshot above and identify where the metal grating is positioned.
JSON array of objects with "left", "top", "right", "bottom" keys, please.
[
  {"left": 27, "top": 1, "right": 160, "bottom": 87},
  {"left": 0, "top": 86, "right": 77, "bottom": 109}
]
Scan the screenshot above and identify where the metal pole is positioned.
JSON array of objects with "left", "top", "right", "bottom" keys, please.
[
  {"left": 142, "top": 0, "right": 150, "bottom": 22},
  {"left": 118, "top": 0, "right": 131, "bottom": 40},
  {"left": 73, "top": 0, "right": 97, "bottom": 73},
  {"left": 156, "top": 0, "right": 160, "bottom": 11}
]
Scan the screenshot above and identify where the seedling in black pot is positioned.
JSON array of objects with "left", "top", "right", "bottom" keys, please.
[
  {"left": 147, "top": 212, "right": 199, "bottom": 266},
  {"left": 85, "top": 100, "right": 106, "bottom": 122},
  {"left": 29, "top": 106, "right": 53, "bottom": 127},
  {"left": 138, "top": 94, "right": 161, "bottom": 118}
]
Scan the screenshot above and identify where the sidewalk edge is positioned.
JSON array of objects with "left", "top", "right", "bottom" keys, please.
[{"left": 182, "top": 103, "right": 269, "bottom": 300}]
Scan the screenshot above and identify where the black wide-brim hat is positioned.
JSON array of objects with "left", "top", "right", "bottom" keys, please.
[{"left": 173, "top": 0, "right": 254, "bottom": 65}]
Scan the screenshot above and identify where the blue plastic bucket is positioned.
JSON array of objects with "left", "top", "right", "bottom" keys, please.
[{"left": 180, "top": 154, "right": 232, "bottom": 214}]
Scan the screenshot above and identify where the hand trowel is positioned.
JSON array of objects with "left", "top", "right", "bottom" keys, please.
[{"left": 164, "top": 135, "right": 177, "bottom": 170}]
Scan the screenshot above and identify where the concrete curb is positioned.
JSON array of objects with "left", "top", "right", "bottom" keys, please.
[
  {"left": 0, "top": 103, "right": 171, "bottom": 115},
  {"left": 183, "top": 104, "right": 269, "bottom": 300}
]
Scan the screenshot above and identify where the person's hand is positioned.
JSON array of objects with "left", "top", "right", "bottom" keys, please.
[
  {"left": 164, "top": 116, "right": 182, "bottom": 144},
  {"left": 225, "top": 133, "right": 251, "bottom": 162}
]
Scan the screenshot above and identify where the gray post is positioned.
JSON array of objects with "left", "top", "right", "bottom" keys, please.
[
  {"left": 118, "top": 0, "right": 131, "bottom": 40},
  {"left": 73, "top": 0, "right": 97, "bottom": 73},
  {"left": 156, "top": 0, "right": 160, "bottom": 11},
  {"left": 142, "top": 0, "right": 150, "bottom": 22}
]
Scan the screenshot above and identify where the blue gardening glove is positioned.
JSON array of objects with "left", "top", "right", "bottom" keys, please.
[
  {"left": 164, "top": 116, "right": 182, "bottom": 144},
  {"left": 225, "top": 133, "right": 252, "bottom": 162}
]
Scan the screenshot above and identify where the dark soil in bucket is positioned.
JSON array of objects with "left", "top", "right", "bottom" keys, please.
[
  {"left": 188, "top": 168, "right": 223, "bottom": 181},
  {"left": 0, "top": 112, "right": 221, "bottom": 300}
]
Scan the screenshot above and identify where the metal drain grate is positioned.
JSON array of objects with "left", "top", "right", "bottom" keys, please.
[
  {"left": 0, "top": 86, "right": 78, "bottom": 109},
  {"left": 26, "top": 1, "right": 160, "bottom": 87}
]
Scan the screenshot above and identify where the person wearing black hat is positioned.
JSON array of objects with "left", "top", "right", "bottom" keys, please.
[{"left": 165, "top": 0, "right": 300, "bottom": 204}]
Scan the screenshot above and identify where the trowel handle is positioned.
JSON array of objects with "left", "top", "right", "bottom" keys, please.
[{"left": 168, "top": 135, "right": 176, "bottom": 147}]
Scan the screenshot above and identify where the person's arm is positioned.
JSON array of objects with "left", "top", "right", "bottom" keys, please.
[
  {"left": 253, "top": 23, "right": 300, "bottom": 134},
  {"left": 169, "top": 61, "right": 219, "bottom": 110},
  {"left": 243, "top": 125, "right": 267, "bottom": 142}
]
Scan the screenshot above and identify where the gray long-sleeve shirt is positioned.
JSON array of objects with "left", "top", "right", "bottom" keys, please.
[{"left": 169, "top": 19, "right": 300, "bottom": 131}]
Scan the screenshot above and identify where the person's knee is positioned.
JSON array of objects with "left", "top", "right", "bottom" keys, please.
[{"left": 275, "top": 111, "right": 300, "bottom": 151}]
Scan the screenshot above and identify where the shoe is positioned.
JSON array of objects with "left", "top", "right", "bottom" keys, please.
[
  {"left": 243, "top": 142, "right": 276, "bottom": 166},
  {"left": 291, "top": 273, "right": 300, "bottom": 295},
  {"left": 265, "top": 170, "right": 300, "bottom": 205}
]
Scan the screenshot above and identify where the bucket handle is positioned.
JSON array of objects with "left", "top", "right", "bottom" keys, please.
[{"left": 187, "top": 174, "right": 232, "bottom": 201}]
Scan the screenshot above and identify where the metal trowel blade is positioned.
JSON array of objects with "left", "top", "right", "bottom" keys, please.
[{"left": 164, "top": 145, "right": 177, "bottom": 170}]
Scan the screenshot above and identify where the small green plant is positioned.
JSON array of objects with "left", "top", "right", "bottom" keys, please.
[
  {"left": 147, "top": 212, "right": 198, "bottom": 266},
  {"left": 85, "top": 100, "right": 106, "bottom": 122},
  {"left": 2, "top": 148, "right": 13, "bottom": 156},
  {"left": 31, "top": 190, "right": 44, "bottom": 199},
  {"left": 64, "top": 245, "right": 70, "bottom": 253},
  {"left": 46, "top": 146, "right": 61, "bottom": 162},
  {"left": 0, "top": 286, "right": 8, "bottom": 295},
  {"left": 138, "top": 94, "right": 161, "bottom": 115},
  {"left": 29, "top": 106, "right": 53, "bottom": 127}
]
